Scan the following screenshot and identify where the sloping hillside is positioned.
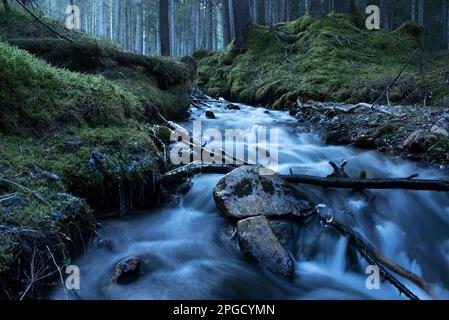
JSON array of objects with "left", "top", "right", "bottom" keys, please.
[{"left": 197, "top": 13, "right": 449, "bottom": 109}]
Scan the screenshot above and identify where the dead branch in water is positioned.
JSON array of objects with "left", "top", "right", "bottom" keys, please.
[
  {"left": 158, "top": 161, "right": 449, "bottom": 192},
  {"left": 300, "top": 101, "right": 406, "bottom": 118},
  {"left": 281, "top": 169, "right": 444, "bottom": 190},
  {"left": 157, "top": 113, "right": 250, "bottom": 165},
  {"left": 315, "top": 207, "right": 433, "bottom": 299},
  {"left": 282, "top": 174, "right": 449, "bottom": 191},
  {"left": 328, "top": 218, "right": 420, "bottom": 300},
  {"left": 160, "top": 161, "right": 238, "bottom": 184}
]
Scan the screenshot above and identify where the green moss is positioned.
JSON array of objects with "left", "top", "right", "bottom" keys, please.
[
  {"left": 393, "top": 21, "right": 423, "bottom": 39},
  {"left": 0, "top": 42, "right": 141, "bottom": 134},
  {"left": 0, "top": 7, "right": 194, "bottom": 298},
  {"left": 0, "top": 7, "right": 116, "bottom": 47},
  {"left": 233, "top": 179, "right": 253, "bottom": 197},
  {"left": 196, "top": 13, "right": 446, "bottom": 107}
]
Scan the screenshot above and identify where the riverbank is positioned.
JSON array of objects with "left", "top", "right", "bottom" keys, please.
[
  {"left": 295, "top": 101, "right": 449, "bottom": 170},
  {"left": 0, "top": 8, "right": 193, "bottom": 299},
  {"left": 195, "top": 13, "right": 449, "bottom": 170}
]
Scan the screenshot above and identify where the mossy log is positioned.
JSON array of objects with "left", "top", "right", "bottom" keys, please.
[{"left": 7, "top": 38, "right": 194, "bottom": 88}]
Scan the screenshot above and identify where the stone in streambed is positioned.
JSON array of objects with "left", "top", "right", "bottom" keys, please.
[
  {"left": 205, "top": 110, "right": 216, "bottom": 119},
  {"left": 226, "top": 103, "right": 241, "bottom": 110},
  {"left": 213, "top": 166, "right": 312, "bottom": 219},
  {"left": 430, "top": 125, "right": 449, "bottom": 138},
  {"left": 111, "top": 256, "right": 142, "bottom": 284},
  {"left": 237, "top": 215, "right": 294, "bottom": 277},
  {"left": 402, "top": 130, "right": 437, "bottom": 153}
]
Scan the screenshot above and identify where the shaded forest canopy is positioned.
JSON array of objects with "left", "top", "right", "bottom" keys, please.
[{"left": 1, "top": 0, "right": 448, "bottom": 56}]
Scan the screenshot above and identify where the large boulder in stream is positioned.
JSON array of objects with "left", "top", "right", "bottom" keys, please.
[
  {"left": 213, "top": 166, "right": 313, "bottom": 219},
  {"left": 237, "top": 216, "right": 294, "bottom": 277}
]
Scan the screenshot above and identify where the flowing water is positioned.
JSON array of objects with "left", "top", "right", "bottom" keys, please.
[{"left": 51, "top": 101, "right": 449, "bottom": 300}]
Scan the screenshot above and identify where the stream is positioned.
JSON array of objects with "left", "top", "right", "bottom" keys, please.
[{"left": 51, "top": 101, "right": 449, "bottom": 300}]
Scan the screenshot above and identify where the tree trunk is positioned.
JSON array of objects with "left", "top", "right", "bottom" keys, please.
[
  {"left": 159, "top": 0, "right": 170, "bottom": 56},
  {"left": 411, "top": 0, "right": 416, "bottom": 21},
  {"left": 169, "top": 0, "right": 175, "bottom": 55},
  {"left": 380, "top": 0, "right": 391, "bottom": 31},
  {"left": 206, "top": 0, "right": 213, "bottom": 49},
  {"left": 255, "top": 0, "right": 265, "bottom": 25},
  {"left": 418, "top": 0, "right": 424, "bottom": 25},
  {"left": 308, "top": 0, "right": 328, "bottom": 19},
  {"left": 222, "top": 0, "right": 232, "bottom": 45},
  {"left": 232, "top": 0, "right": 251, "bottom": 48},
  {"left": 135, "top": 1, "right": 143, "bottom": 54},
  {"left": 98, "top": 0, "right": 106, "bottom": 37},
  {"left": 2, "top": 0, "right": 10, "bottom": 11},
  {"left": 331, "top": 0, "right": 352, "bottom": 14},
  {"left": 114, "top": 0, "right": 121, "bottom": 44}
]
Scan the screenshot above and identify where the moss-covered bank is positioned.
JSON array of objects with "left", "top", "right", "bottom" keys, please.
[
  {"left": 196, "top": 13, "right": 449, "bottom": 109},
  {"left": 0, "top": 8, "right": 193, "bottom": 299}
]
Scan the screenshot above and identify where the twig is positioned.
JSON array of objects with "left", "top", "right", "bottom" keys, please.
[
  {"left": 370, "top": 48, "right": 420, "bottom": 109},
  {"left": 15, "top": 0, "right": 74, "bottom": 43},
  {"left": 46, "top": 245, "right": 68, "bottom": 297},
  {"left": 0, "top": 177, "right": 54, "bottom": 210}
]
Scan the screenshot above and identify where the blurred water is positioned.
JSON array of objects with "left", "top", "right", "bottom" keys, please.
[{"left": 51, "top": 102, "right": 449, "bottom": 300}]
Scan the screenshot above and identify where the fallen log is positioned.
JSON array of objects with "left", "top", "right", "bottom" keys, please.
[
  {"left": 157, "top": 113, "right": 250, "bottom": 165},
  {"left": 330, "top": 219, "right": 419, "bottom": 300},
  {"left": 160, "top": 161, "right": 238, "bottom": 184},
  {"left": 282, "top": 174, "right": 449, "bottom": 192},
  {"left": 300, "top": 100, "right": 406, "bottom": 118},
  {"left": 315, "top": 205, "right": 430, "bottom": 300},
  {"left": 158, "top": 161, "right": 449, "bottom": 192}
]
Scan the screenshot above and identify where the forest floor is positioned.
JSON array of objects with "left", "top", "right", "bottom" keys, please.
[
  {"left": 0, "top": 8, "right": 192, "bottom": 299},
  {"left": 195, "top": 12, "right": 449, "bottom": 170}
]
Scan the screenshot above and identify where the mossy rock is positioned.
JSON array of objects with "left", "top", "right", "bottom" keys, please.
[{"left": 195, "top": 12, "right": 448, "bottom": 107}]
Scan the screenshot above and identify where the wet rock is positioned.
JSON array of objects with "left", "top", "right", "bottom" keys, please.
[
  {"left": 330, "top": 116, "right": 340, "bottom": 125},
  {"left": 309, "top": 115, "right": 321, "bottom": 123},
  {"left": 111, "top": 256, "right": 142, "bottom": 284},
  {"left": 295, "top": 113, "right": 307, "bottom": 122},
  {"left": 430, "top": 125, "right": 449, "bottom": 137},
  {"left": 213, "top": 166, "right": 312, "bottom": 219},
  {"left": 269, "top": 220, "right": 293, "bottom": 246},
  {"left": 237, "top": 216, "right": 294, "bottom": 277},
  {"left": 205, "top": 110, "right": 216, "bottom": 119},
  {"left": 353, "top": 134, "right": 375, "bottom": 149},
  {"left": 324, "top": 129, "right": 351, "bottom": 145},
  {"left": 226, "top": 103, "right": 241, "bottom": 110},
  {"left": 288, "top": 107, "right": 297, "bottom": 116},
  {"left": 436, "top": 117, "right": 449, "bottom": 131},
  {"left": 402, "top": 130, "right": 437, "bottom": 153}
]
